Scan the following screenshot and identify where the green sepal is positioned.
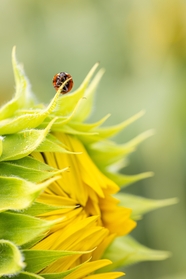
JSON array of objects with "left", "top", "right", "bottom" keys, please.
[
  {"left": 41, "top": 258, "right": 91, "bottom": 279},
  {"left": 0, "top": 240, "right": 25, "bottom": 277},
  {"left": 71, "top": 69, "right": 105, "bottom": 122},
  {"left": 38, "top": 116, "right": 67, "bottom": 130},
  {"left": 0, "top": 47, "right": 35, "bottom": 121},
  {"left": 12, "top": 46, "right": 35, "bottom": 108},
  {"left": 38, "top": 93, "right": 87, "bottom": 130},
  {"left": 41, "top": 93, "right": 91, "bottom": 129},
  {"left": 23, "top": 202, "right": 75, "bottom": 216},
  {"left": 105, "top": 171, "right": 154, "bottom": 187},
  {"left": 88, "top": 130, "right": 154, "bottom": 169},
  {"left": 0, "top": 176, "right": 60, "bottom": 212},
  {"left": 0, "top": 119, "right": 56, "bottom": 161},
  {"left": 23, "top": 249, "right": 95, "bottom": 273},
  {"left": 116, "top": 193, "right": 178, "bottom": 220},
  {"left": 0, "top": 157, "right": 63, "bottom": 183},
  {"left": 77, "top": 111, "right": 145, "bottom": 145},
  {"left": 0, "top": 89, "right": 60, "bottom": 135},
  {"left": 42, "top": 270, "right": 74, "bottom": 279},
  {"left": 55, "top": 124, "right": 98, "bottom": 136},
  {"left": 0, "top": 136, "right": 3, "bottom": 156},
  {"left": 96, "top": 110, "right": 145, "bottom": 139},
  {"left": 35, "top": 133, "right": 79, "bottom": 154},
  {"left": 10, "top": 271, "right": 44, "bottom": 279},
  {"left": 54, "top": 63, "right": 99, "bottom": 116},
  {"left": 21, "top": 233, "right": 47, "bottom": 250},
  {"left": 0, "top": 212, "right": 59, "bottom": 245},
  {"left": 102, "top": 235, "right": 170, "bottom": 271},
  {"left": 69, "top": 114, "right": 111, "bottom": 132}
]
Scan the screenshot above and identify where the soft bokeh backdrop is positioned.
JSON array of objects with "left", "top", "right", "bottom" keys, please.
[{"left": 0, "top": 1, "right": 185, "bottom": 278}]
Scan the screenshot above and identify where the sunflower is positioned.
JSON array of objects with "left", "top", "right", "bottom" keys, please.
[{"left": 0, "top": 48, "right": 175, "bottom": 278}]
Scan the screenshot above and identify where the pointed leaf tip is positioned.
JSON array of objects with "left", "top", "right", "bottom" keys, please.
[
  {"left": 103, "top": 235, "right": 171, "bottom": 270},
  {"left": 12, "top": 45, "right": 16, "bottom": 59},
  {"left": 116, "top": 193, "right": 178, "bottom": 220}
]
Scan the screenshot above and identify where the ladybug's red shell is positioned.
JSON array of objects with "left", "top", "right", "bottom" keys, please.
[{"left": 53, "top": 72, "right": 73, "bottom": 94}]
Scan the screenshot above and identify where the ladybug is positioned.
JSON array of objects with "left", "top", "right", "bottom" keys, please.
[{"left": 52, "top": 72, "right": 74, "bottom": 94}]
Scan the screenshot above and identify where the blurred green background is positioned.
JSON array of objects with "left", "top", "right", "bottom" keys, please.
[{"left": 0, "top": 0, "right": 185, "bottom": 278}]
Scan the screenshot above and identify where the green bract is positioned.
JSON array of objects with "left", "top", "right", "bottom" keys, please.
[{"left": 0, "top": 48, "right": 176, "bottom": 278}]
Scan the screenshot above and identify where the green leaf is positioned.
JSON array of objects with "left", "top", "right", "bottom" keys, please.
[
  {"left": 40, "top": 95, "right": 89, "bottom": 130},
  {"left": 12, "top": 46, "right": 35, "bottom": 106},
  {"left": 71, "top": 69, "right": 105, "bottom": 122},
  {"left": 10, "top": 155, "right": 53, "bottom": 170},
  {"left": 77, "top": 112, "right": 146, "bottom": 146},
  {"left": 55, "top": 124, "right": 98, "bottom": 136},
  {"left": 116, "top": 193, "right": 178, "bottom": 219},
  {"left": 54, "top": 63, "right": 99, "bottom": 116},
  {"left": 96, "top": 110, "right": 145, "bottom": 139},
  {"left": 23, "top": 249, "right": 94, "bottom": 273},
  {"left": 38, "top": 93, "right": 89, "bottom": 130},
  {"left": 0, "top": 119, "right": 56, "bottom": 161},
  {"left": 0, "top": 89, "right": 60, "bottom": 135},
  {"left": 21, "top": 233, "right": 48, "bottom": 250},
  {"left": 0, "top": 47, "right": 35, "bottom": 121},
  {"left": 0, "top": 240, "right": 25, "bottom": 276},
  {"left": 42, "top": 270, "right": 74, "bottom": 279},
  {"left": 35, "top": 133, "right": 78, "bottom": 154},
  {"left": 41, "top": 258, "right": 90, "bottom": 279},
  {"left": 102, "top": 235, "right": 170, "bottom": 271},
  {"left": 105, "top": 171, "right": 154, "bottom": 187},
  {"left": 0, "top": 136, "right": 3, "bottom": 156},
  {"left": 0, "top": 176, "right": 60, "bottom": 212},
  {"left": 0, "top": 212, "right": 58, "bottom": 245},
  {"left": 12, "top": 271, "right": 44, "bottom": 279},
  {"left": 88, "top": 130, "right": 154, "bottom": 169},
  {"left": 23, "top": 202, "right": 75, "bottom": 216},
  {"left": 68, "top": 114, "right": 111, "bottom": 132},
  {"left": 0, "top": 156, "right": 63, "bottom": 183}
]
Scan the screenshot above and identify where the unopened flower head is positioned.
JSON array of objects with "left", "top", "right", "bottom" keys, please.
[{"left": 0, "top": 48, "right": 175, "bottom": 278}]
